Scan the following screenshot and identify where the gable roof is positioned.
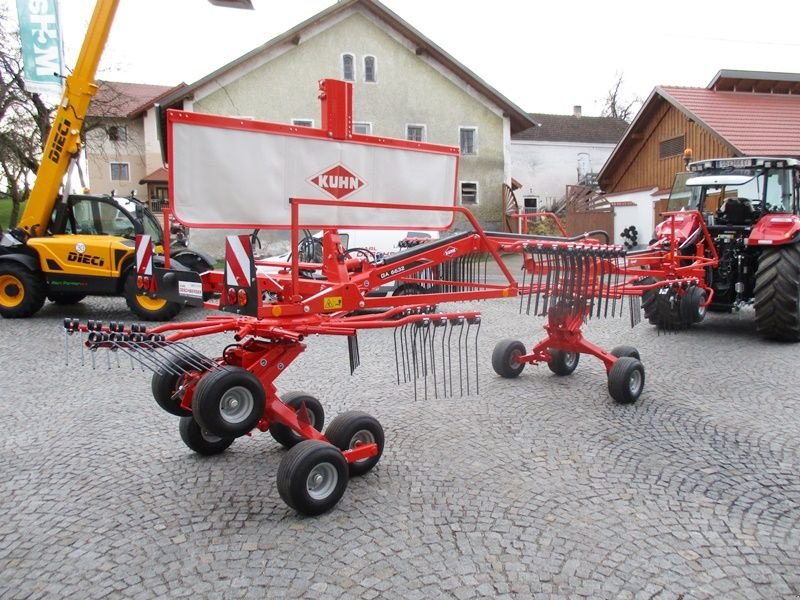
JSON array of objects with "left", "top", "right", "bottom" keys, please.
[
  {"left": 599, "top": 71, "right": 800, "bottom": 187},
  {"left": 88, "top": 81, "right": 176, "bottom": 118},
  {"left": 513, "top": 113, "right": 628, "bottom": 144},
  {"left": 157, "top": 0, "right": 536, "bottom": 133}
]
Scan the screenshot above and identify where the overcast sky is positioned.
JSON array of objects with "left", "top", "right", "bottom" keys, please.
[{"left": 6, "top": 0, "right": 800, "bottom": 117}]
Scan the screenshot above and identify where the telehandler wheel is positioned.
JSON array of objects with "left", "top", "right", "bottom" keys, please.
[
  {"left": 47, "top": 292, "right": 86, "bottom": 305},
  {"left": 547, "top": 349, "right": 580, "bottom": 376},
  {"left": 610, "top": 345, "right": 640, "bottom": 360},
  {"left": 607, "top": 356, "right": 645, "bottom": 404},
  {"left": 324, "top": 411, "right": 385, "bottom": 477},
  {"left": 151, "top": 357, "right": 199, "bottom": 417},
  {"left": 269, "top": 392, "right": 325, "bottom": 449},
  {"left": 491, "top": 339, "right": 527, "bottom": 378},
  {"left": 192, "top": 366, "right": 266, "bottom": 438},
  {"left": 754, "top": 246, "right": 800, "bottom": 342},
  {"left": 123, "top": 270, "right": 181, "bottom": 321},
  {"left": 179, "top": 416, "right": 234, "bottom": 456},
  {"left": 0, "top": 262, "right": 46, "bottom": 318},
  {"left": 277, "top": 440, "right": 349, "bottom": 516}
]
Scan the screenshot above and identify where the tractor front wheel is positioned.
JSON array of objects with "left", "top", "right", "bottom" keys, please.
[
  {"left": 0, "top": 263, "right": 46, "bottom": 318},
  {"left": 754, "top": 246, "right": 800, "bottom": 342}
]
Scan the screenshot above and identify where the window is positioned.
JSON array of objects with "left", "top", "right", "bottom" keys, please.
[
  {"left": 406, "top": 124, "right": 426, "bottom": 142},
  {"left": 659, "top": 135, "right": 685, "bottom": 159},
  {"left": 460, "top": 182, "right": 478, "bottom": 204},
  {"left": 342, "top": 53, "right": 355, "bottom": 81},
  {"left": 364, "top": 55, "right": 376, "bottom": 82},
  {"left": 108, "top": 125, "right": 127, "bottom": 142},
  {"left": 353, "top": 122, "right": 372, "bottom": 135},
  {"left": 110, "top": 162, "right": 129, "bottom": 181},
  {"left": 459, "top": 127, "right": 477, "bottom": 155},
  {"left": 292, "top": 119, "right": 314, "bottom": 127}
]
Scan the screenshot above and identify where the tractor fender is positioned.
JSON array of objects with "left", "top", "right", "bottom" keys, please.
[
  {"left": 748, "top": 214, "right": 800, "bottom": 247},
  {"left": 0, "top": 252, "right": 40, "bottom": 273}
]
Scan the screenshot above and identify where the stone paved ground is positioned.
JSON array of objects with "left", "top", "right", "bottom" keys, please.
[{"left": 1, "top": 293, "right": 799, "bottom": 599}]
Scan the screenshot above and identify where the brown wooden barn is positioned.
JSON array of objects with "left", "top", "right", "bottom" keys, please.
[{"left": 592, "top": 70, "right": 800, "bottom": 244}]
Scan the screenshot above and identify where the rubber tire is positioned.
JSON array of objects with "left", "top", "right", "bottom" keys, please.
[
  {"left": 547, "top": 349, "right": 580, "bottom": 376},
  {"left": 0, "top": 262, "right": 46, "bottom": 318},
  {"left": 269, "top": 392, "right": 325, "bottom": 448},
  {"left": 277, "top": 440, "right": 349, "bottom": 516},
  {"left": 123, "top": 269, "right": 181, "bottom": 322},
  {"left": 610, "top": 345, "right": 640, "bottom": 360},
  {"left": 491, "top": 339, "right": 527, "bottom": 378},
  {"left": 151, "top": 357, "right": 198, "bottom": 417},
  {"left": 754, "top": 246, "right": 800, "bottom": 342},
  {"left": 680, "top": 285, "right": 707, "bottom": 325},
  {"left": 192, "top": 366, "right": 266, "bottom": 438},
  {"left": 178, "top": 416, "right": 234, "bottom": 456},
  {"left": 324, "top": 411, "right": 385, "bottom": 477},
  {"left": 47, "top": 292, "right": 86, "bottom": 305},
  {"left": 608, "top": 356, "right": 645, "bottom": 404}
]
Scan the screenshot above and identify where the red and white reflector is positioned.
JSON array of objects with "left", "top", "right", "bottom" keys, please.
[
  {"left": 225, "top": 235, "right": 253, "bottom": 288},
  {"left": 135, "top": 235, "right": 153, "bottom": 277}
]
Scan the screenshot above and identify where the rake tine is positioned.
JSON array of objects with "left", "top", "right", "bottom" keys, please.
[
  {"left": 430, "top": 318, "right": 439, "bottom": 400},
  {"left": 454, "top": 316, "right": 465, "bottom": 397},
  {"left": 447, "top": 318, "right": 455, "bottom": 397},
  {"left": 393, "top": 327, "right": 401, "bottom": 385},
  {"left": 439, "top": 317, "right": 449, "bottom": 398}
]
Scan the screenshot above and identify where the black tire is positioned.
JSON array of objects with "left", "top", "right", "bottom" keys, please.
[
  {"left": 608, "top": 356, "right": 645, "bottom": 404},
  {"left": 178, "top": 416, "right": 234, "bottom": 456},
  {"left": 269, "top": 392, "right": 325, "bottom": 448},
  {"left": 547, "top": 348, "right": 579, "bottom": 376},
  {"left": 151, "top": 357, "right": 200, "bottom": 417},
  {"left": 0, "top": 262, "right": 46, "bottom": 318},
  {"left": 277, "top": 440, "right": 349, "bottom": 516},
  {"left": 491, "top": 339, "right": 527, "bottom": 378},
  {"left": 642, "top": 282, "right": 688, "bottom": 330},
  {"left": 47, "top": 292, "right": 86, "bottom": 305},
  {"left": 680, "top": 285, "right": 707, "bottom": 325},
  {"left": 754, "top": 246, "right": 800, "bottom": 342},
  {"left": 324, "top": 411, "right": 384, "bottom": 477},
  {"left": 123, "top": 269, "right": 181, "bottom": 321},
  {"left": 192, "top": 366, "right": 265, "bottom": 438},
  {"left": 610, "top": 345, "right": 640, "bottom": 360}
]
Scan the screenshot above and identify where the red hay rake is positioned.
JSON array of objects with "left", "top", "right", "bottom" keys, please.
[{"left": 61, "top": 79, "right": 705, "bottom": 515}]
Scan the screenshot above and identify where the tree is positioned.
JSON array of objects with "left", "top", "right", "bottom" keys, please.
[{"left": 600, "top": 72, "right": 641, "bottom": 123}]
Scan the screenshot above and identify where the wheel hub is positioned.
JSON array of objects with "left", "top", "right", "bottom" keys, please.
[
  {"left": 306, "top": 463, "right": 337, "bottom": 500},
  {"left": 218, "top": 386, "right": 254, "bottom": 424}
]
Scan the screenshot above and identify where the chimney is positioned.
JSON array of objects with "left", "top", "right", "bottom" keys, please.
[{"left": 573, "top": 105, "right": 582, "bottom": 118}]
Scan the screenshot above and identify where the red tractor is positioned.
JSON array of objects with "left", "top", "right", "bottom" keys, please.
[{"left": 646, "top": 156, "right": 800, "bottom": 341}]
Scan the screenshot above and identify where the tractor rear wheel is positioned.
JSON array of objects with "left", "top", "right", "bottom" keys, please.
[
  {"left": 0, "top": 262, "right": 46, "bottom": 318},
  {"left": 754, "top": 246, "right": 800, "bottom": 342}
]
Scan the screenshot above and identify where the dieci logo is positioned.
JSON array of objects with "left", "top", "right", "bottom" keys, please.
[{"left": 309, "top": 164, "right": 365, "bottom": 200}]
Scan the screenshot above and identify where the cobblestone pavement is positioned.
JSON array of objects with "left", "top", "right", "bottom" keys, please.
[{"left": 1, "top": 293, "right": 799, "bottom": 599}]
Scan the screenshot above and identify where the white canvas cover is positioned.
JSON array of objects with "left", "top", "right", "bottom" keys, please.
[{"left": 169, "top": 115, "right": 458, "bottom": 230}]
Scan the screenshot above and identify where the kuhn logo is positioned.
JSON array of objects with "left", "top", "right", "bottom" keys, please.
[
  {"left": 310, "top": 164, "right": 365, "bottom": 200},
  {"left": 444, "top": 247, "right": 457, "bottom": 257}
]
